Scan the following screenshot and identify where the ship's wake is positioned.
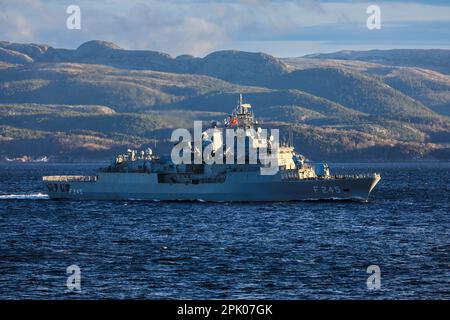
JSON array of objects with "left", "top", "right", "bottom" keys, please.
[{"left": 0, "top": 193, "right": 49, "bottom": 200}]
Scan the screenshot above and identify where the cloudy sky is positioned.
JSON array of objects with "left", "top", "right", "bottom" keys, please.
[{"left": 1, "top": 0, "right": 450, "bottom": 57}]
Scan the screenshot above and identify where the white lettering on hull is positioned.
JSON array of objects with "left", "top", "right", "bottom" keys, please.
[{"left": 313, "top": 186, "right": 341, "bottom": 194}]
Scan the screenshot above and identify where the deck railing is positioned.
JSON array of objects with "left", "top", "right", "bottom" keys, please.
[
  {"left": 334, "top": 173, "right": 381, "bottom": 179},
  {"left": 281, "top": 171, "right": 381, "bottom": 181},
  {"left": 42, "top": 175, "right": 98, "bottom": 182}
]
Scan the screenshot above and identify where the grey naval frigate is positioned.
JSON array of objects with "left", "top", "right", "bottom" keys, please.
[{"left": 43, "top": 96, "right": 381, "bottom": 201}]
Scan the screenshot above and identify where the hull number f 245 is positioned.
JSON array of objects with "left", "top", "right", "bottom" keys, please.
[{"left": 313, "top": 186, "right": 341, "bottom": 194}]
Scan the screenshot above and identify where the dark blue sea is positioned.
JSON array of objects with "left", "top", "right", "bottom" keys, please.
[{"left": 0, "top": 162, "right": 448, "bottom": 299}]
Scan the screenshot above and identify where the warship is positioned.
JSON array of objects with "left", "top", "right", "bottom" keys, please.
[{"left": 43, "top": 96, "right": 381, "bottom": 201}]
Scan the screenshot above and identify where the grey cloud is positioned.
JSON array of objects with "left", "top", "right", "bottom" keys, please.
[{"left": 1, "top": 0, "right": 450, "bottom": 56}]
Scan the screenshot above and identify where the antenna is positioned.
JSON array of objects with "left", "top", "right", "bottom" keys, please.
[{"left": 289, "top": 128, "right": 293, "bottom": 147}]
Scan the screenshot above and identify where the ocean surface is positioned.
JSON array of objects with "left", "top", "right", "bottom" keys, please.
[{"left": 0, "top": 162, "right": 448, "bottom": 300}]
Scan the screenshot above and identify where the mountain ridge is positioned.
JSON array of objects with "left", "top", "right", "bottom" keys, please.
[
  {"left": 302, "top": 49, "right": 450, "bottom": 75},
  {"left": 0, "top": 40, "right": 449, "bottom": 161}
]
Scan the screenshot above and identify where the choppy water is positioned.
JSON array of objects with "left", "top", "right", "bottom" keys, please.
[{"left": 0, "top": 162, "right": 449, "bottom": 299}]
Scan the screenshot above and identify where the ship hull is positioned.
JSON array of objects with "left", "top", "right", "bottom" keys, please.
[{"left": 44, "top": 172, "right": 381, "bottom": 202}]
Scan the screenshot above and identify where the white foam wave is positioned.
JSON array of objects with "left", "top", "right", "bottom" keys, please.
[{"left": 0, "top": 193, "right": 49, "bottom": 200}]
